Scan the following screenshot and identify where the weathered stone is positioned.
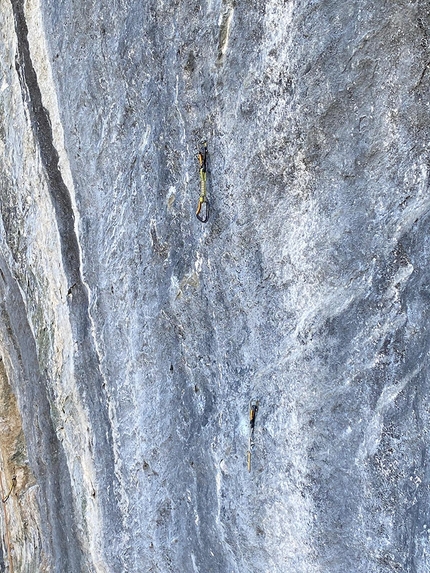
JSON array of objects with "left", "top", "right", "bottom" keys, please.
[{"left": 1, "top": 0, "right": 430, "bottom": 571}]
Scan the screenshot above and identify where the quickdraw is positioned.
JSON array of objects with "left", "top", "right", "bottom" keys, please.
[
  {"left": 2, "top": 476, "right": 16, "bottom": 503},
  {"left": 196, "top": 141, "right": 209, "bottom": 223},
  {"left": 247, "top": 400, "right": 259, "bottom": 472}
]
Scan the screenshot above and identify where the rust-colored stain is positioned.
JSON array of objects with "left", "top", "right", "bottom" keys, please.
[{"left": 0, "top": 359, "right": 39, "bottom": 572}]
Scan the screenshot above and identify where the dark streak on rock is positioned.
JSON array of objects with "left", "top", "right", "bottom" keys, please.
[{"left": 9, "top": 0, "right": 121, "bottom": 569}]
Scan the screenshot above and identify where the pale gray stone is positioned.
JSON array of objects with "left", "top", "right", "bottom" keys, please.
[{"left": 0, "top": 0, "right": 430, "bottom": 571}]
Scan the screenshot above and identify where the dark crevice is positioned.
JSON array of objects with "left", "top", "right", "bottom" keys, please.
[
  {"left": 9, "top": 0, "right": 121, "bottom": 569},
  {"left": 11, "top": 0, "right": 80, "bottom": 287}
]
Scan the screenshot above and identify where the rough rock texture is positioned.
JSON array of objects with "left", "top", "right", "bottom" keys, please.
[{"left": 1, "top": 0, "right": 430, "bottom": 571}]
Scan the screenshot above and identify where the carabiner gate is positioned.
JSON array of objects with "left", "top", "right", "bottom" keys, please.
[{"left": 196, "top": 197, "right": 209, "bottom": 223}]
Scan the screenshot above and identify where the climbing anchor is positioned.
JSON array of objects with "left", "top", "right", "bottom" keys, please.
[
  {"left": 2, "top": 476, "right": 16, "bottom": 503},
  {"left": 196, "top": 141, "right": 209, "bottom": 223},
  {"left": 247, "top": 399, "right": 259, "bottom": 472}
]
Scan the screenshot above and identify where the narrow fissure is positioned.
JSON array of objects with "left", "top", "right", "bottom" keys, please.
[
  {"left": 11, "top": 0, "right": 81, "bottom": 287},
  {"left": 9, "top": 0, "right": 121, "bottom": 568}
]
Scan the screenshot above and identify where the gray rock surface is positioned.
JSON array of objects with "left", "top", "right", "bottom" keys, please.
[{"left": 1, "top": 0, "right": 430, "bottom": 571}]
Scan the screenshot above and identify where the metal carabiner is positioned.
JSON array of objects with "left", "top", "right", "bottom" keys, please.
[
  {"left": 247, "top": 399, "right": 259, "bottom": 472},
  {"left": 196, "top": 196, "right": 209, "bottom": 223},
  {"left": 198, "top": 141, "right": 207, "bottom": 173},
  {"left": 249, "top": 399, "right": 259, "bottom": 430},
  {"left": 2, "top": 476, "right": 16, "bottom": 503}
]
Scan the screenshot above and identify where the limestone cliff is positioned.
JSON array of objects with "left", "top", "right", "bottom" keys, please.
[{"left": 1, "top": 0, "right": 430, "bottom": 571}]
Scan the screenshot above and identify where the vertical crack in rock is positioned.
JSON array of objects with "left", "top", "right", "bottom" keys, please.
[
  {"left": 0, "top": 256, "right": 82, "bottom": 571},
  {"left": 10, "top": 0, "right": 81, "bottom": 289},
  {"left": 9, "top": 0, "right": 121, "bottom": 568},
  {"left": 3, "top": 0, "right": 430, "bottom": 570}
]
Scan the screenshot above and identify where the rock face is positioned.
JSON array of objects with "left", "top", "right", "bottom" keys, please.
[{"left": 1, "top": 0, "right": 430, "bottom": 571}]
